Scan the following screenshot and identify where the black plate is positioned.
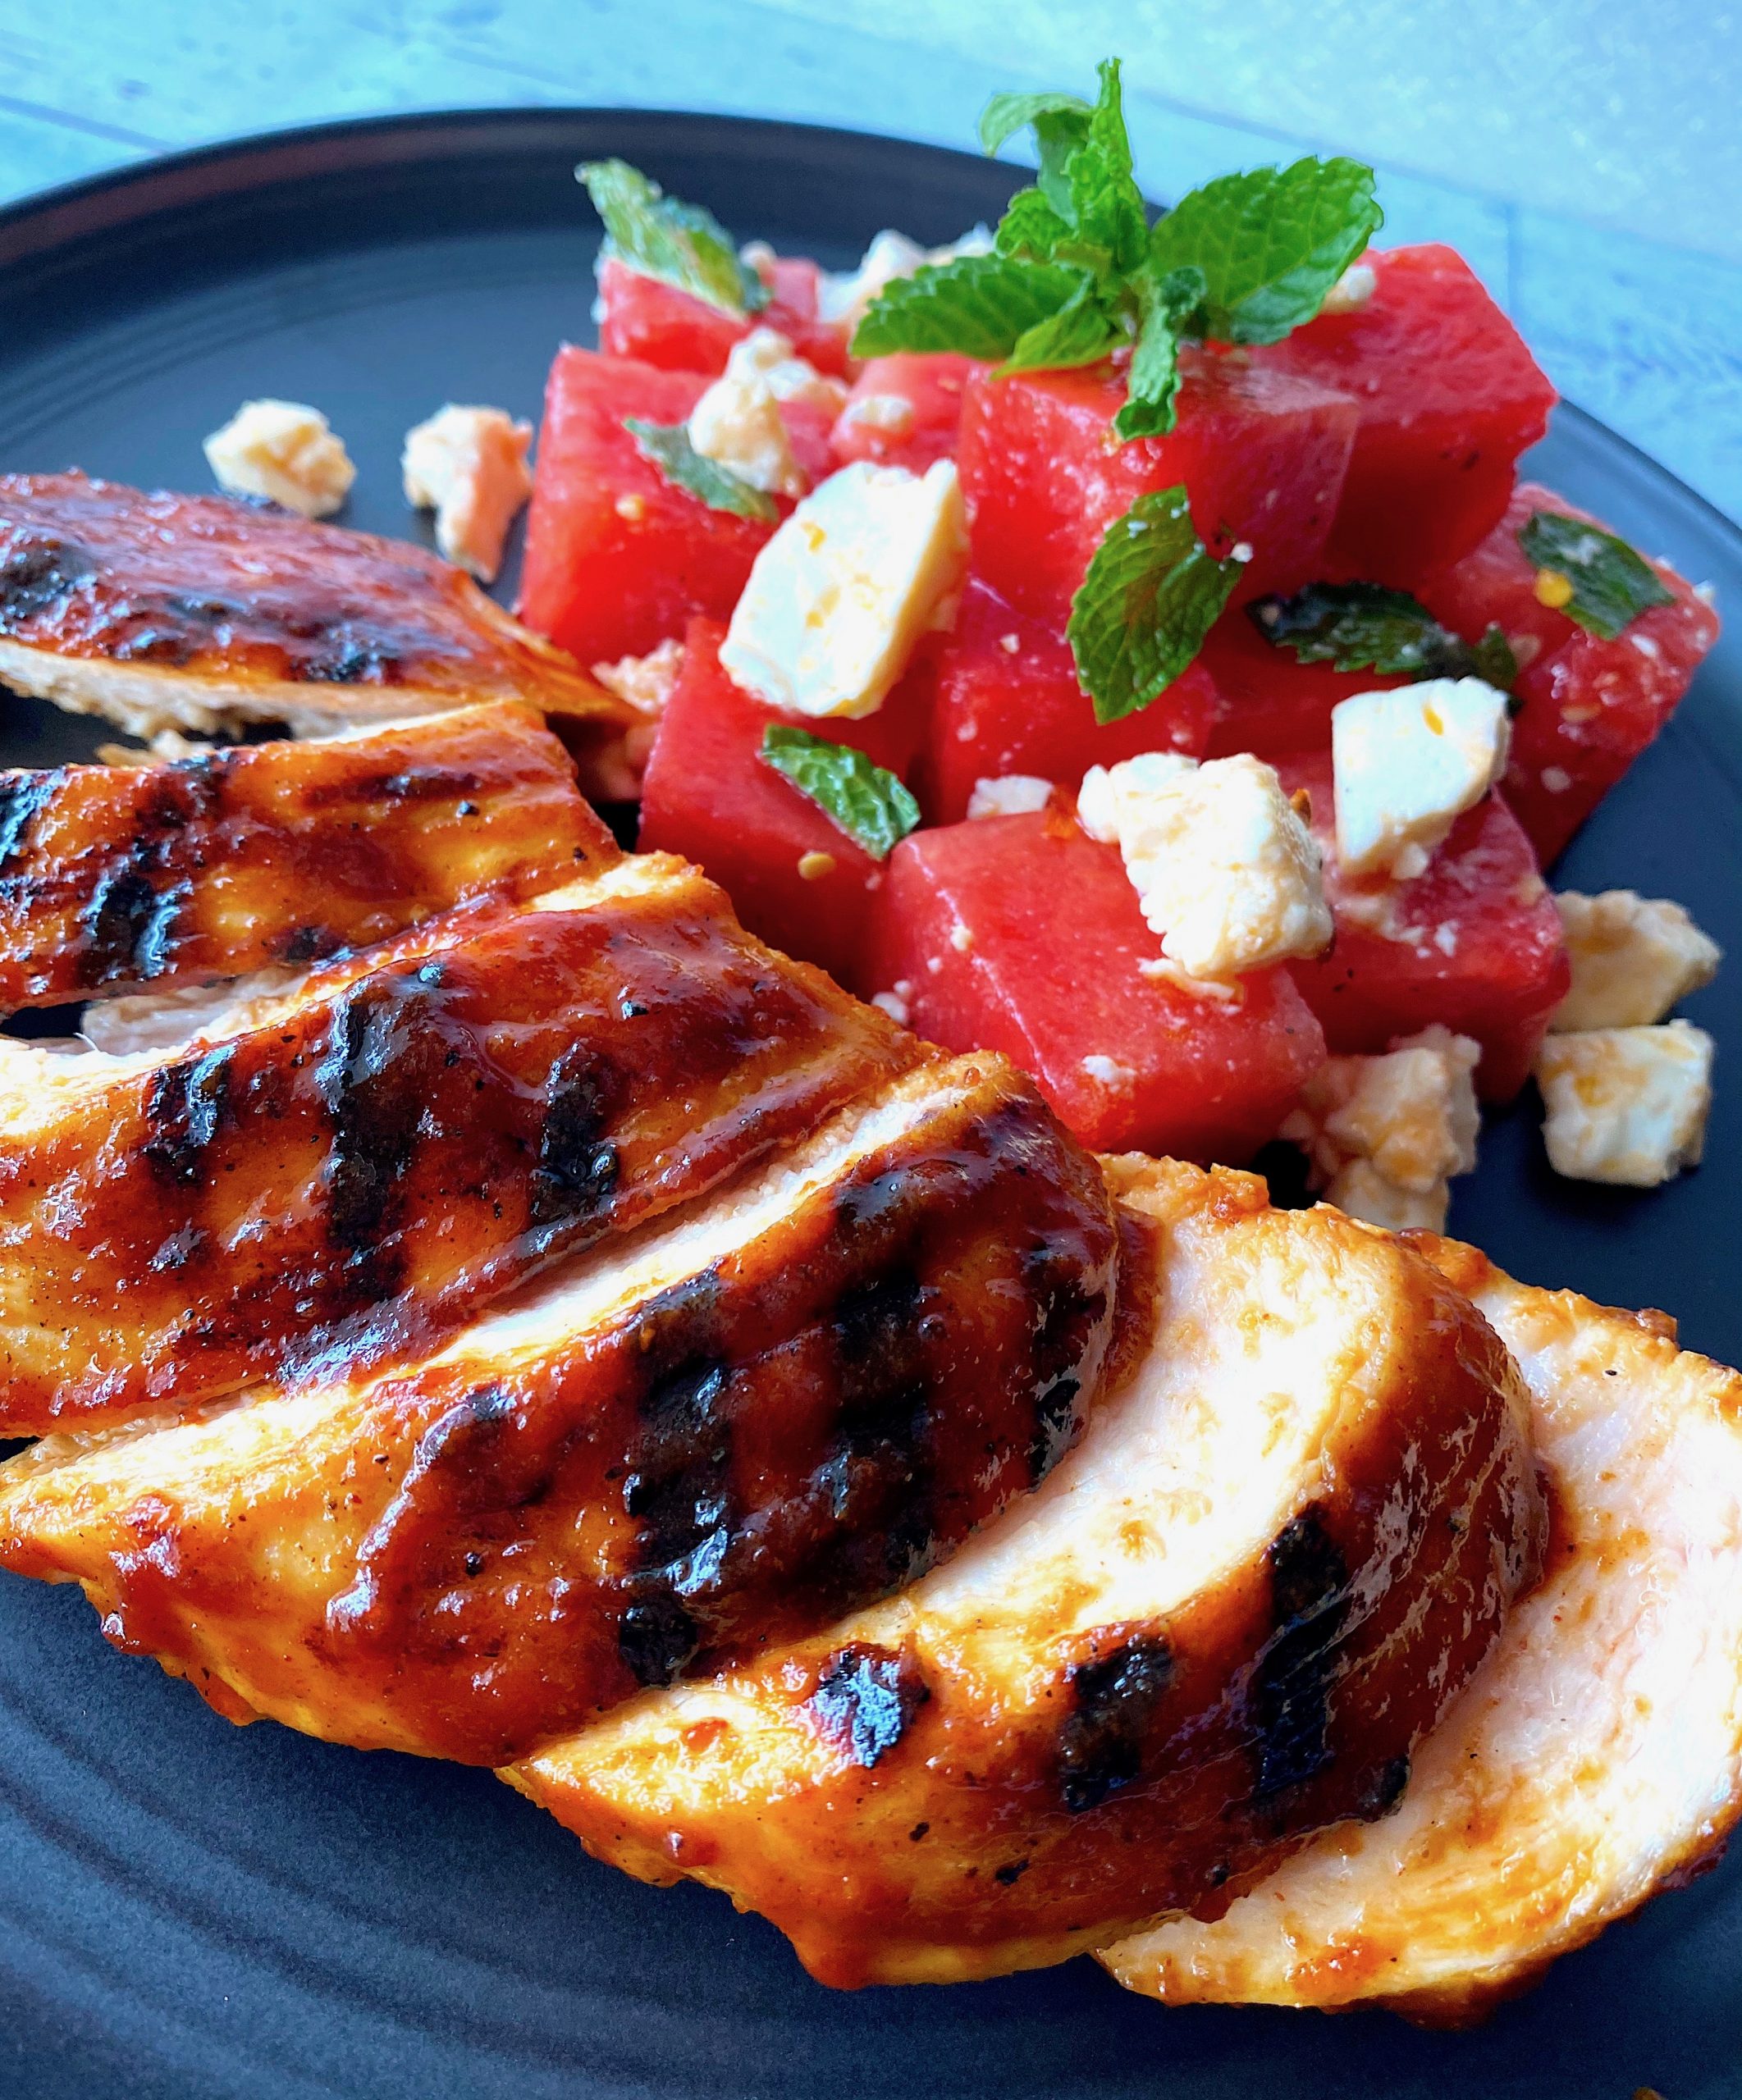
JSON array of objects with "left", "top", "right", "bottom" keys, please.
[{"left": 1, "top": 111, "right": 1739, "bottom": 2100}]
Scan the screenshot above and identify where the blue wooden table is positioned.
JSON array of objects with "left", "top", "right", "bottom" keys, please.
[{"left": 1, "top": 0, "right": 1737, "bottom": 525}]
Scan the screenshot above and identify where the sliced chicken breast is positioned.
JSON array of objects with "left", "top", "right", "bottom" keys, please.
[
  {"left": 1100, "top": 1232, "right": 1742, "bottom": 2024},
  {"left": 0, "top": 473, "right": 624, "bottom": 743},
  {"left": 0, "top": 703, "right": 613, "bottom": 1011},
  {"left": 0, "top": 1057, "right": 1118, "bottom": 1765},
  {"left": 508, "top": 1157, "right": 1545, "bottom": 1988},
  {"left": 0, "top": 855, "right": 921, "bottom": 1431}
]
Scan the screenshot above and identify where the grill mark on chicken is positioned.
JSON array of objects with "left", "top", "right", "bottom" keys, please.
[
  {"left": 810, "top": 1643, "right": 930, "bottom": 1768},
  {"left": 529, "top": 1046, "right": 620, "bottom": 1232},
  {"left": 0, "top": 705, "right": 613, "bottom": 1011},
  {"left": 0, "top": 534, "right": 95, "bottom": 624},
  {"left": 141, "top": 1047, "right": 233, "bottom": 1188},
  {"left": 1249, "top": 1506, "right": 1351, "bottom": 1801},
  {"left": 313, "top": 972, "right": 446, "bottom": 1275},
  {"left": 1058, "top": 1633, "right": 1175, "bottom": 1813}
]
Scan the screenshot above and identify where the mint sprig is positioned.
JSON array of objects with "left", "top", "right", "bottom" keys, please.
[
  {"left": 1518, "top": 510, "right": 1675, "bottom": 641},
  {"left": 624, "top": 418, "right": 778, "bottom": 523},
  {"left": 759, "top": 727, "right": 921, "bottom": 859},
  {"left": 849, "top": 253, "right": 1095, "bottom": 362},
  {"left": 1249, "top": 582, "right": 1519, "bottom": 689},
  {"left": 1067, "top": 486, "right": 1239, "bottom": 724},
  {"left": 578, "top": 158, "right": 770, "bottom": 317}
]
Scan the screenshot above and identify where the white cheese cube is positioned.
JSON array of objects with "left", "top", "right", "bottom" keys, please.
[
  {"left": 967, "top": 774, "right": 1054, "bottom": 820},
  {"left": 401, "top": 404, "right": 534, "bottom": 582},
  {"left": 592, "top": 636, "right": 686, "bottom": 717},
  {"left": 1319, "top": 261, "right": 1377, "bottom": 314},
  {"left": 1535, "top": 1021, "right": 1713, "bottom": 1186},
  {"left": 1551, "top": 889, "right": 1721, "bottom": 1031},
  {"left": 203, "top": 399, "right": 354, "bottom": 519},
  {"left": 837, "top": 393, "right": 917, "bottom": 441},
  {"left": 1323, "top": 1157, "right": 1450, "bottom": 1234},
  {"left": 1076, "top": 752, "right": 1332, "bottom": 983},
  {"left": 1332, "top": 678, "right": 1511, "bottom": 880},
  {"left": 723, "top": 327, "right": 848, "bottom": 414},
  {"left": 720, "top": 460, "right": 968, "bottom": 720},
  {"left": 817, "top": 226, "right": 995, "bottom": 331},
  {"left": 1281, "top": 1025, "right": 1481, "bottom": 1195},
  {"left": 687, "top": 378, "right": 803, "bottom": 498}
]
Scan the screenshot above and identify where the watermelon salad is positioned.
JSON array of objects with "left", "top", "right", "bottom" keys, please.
[{"left": 510, "top": 64, "right": 1722, "bottom": 1231}]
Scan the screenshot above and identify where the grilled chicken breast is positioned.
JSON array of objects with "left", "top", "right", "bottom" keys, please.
[
  {"left": 0, "top": 855, "right": 924, "bottom": 1431},
  {"left": 1100, "top": 1235, "right": 1742, "bottom": 2025},
  {"left": 508, "top": 1157, "right": 1545, "bottom": 1989},
  {"left": 0, "top": 702, "right": 610, "bottom": 1010},
  {"left": 0, "top": 473, "right": 625, "bottom": 742},
  {"left": 0, "top": 1057, "right": 1118, "bottom": 1765}
]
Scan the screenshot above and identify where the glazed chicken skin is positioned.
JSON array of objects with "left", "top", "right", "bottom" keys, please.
[
  {"left": 0, "top": 702, "right": 608, "bottom": 1011},
  {"left": 510, "top": 1157, "right": 1546, "bottom": 1989},
  {"left": 0, "top": 1057, "right": 1118, "bottom": 1764},
  {"left": 0, "top": 854, "right": 926, "bottom": 1431},
  {"left": 1102, "top": 1236, "right": 1742, "bottom": 2025},
  {"left": 0, "top": 472, "right": 625, "bottom": 743}
]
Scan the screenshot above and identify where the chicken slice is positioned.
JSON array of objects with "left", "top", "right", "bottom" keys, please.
[
  {"left": 0, "top": 1056, "right": 1118, "bottom": 1765},
  {"left": 0, "top": 854, "right": 922, "bottom": 1431},
  {"left": 1100, "top": 1234, "right": 1742, "bottom": 2024},
  {"left": 0, "top": 703, "right": 612, "bottom": 1011},
  {"left": 508, "top": 1156, "right": 1544, "bottom": 1988},
  {"left": 0, "top": 473, "right": 625, "bottom": 750}
]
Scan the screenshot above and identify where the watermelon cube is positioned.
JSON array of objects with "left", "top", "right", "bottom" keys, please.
[
  {"left": 638, "top": 619, "right": 928, "bottom": 987},
  {"left": 1275, "top": 751, "right": 1569, "bottom": 1101},
  {"left": 830, "top": 354, "right": 985, "bottom": 475},
  {"left": 1260, "top": 244, "right": 1557, "bottom": 580},
  {"left": 956, "top": 347, "right": 1358, "bottom": 629},
  {"left": 596, "top": 253, "right": 850, "bottom": 377},
  {"left": 1201, "top": 604, "right": 1408, "bottom": 760},
  {"left": 1416, "top": 482, "right": 1720, "bottom": 862},
  {"left": 927, "top": 579, "right": 1222, "bottom": 824},
  {"left": 518, "top": 348, "right": 773, "bottom": 668},
  {"left": 865, "top": 810, "right": 1327, "bottom": 1160}
]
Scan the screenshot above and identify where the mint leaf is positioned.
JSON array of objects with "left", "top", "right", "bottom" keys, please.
[
  {"left": 1113, "top": 264, "right": 1207, "bottom": 440},
  {"left": 1068, "top": 486, "right": 1239, "bottom": 724},
  {"left": 578, "top": 158, "right": 769, "bottom": 317},
  {"left": 995, "top": 185, "right": 1074, "bottom": 262},
  {"left": 852, "top": 253, "right": 1087, "bottom": 358},
  {"left": 1003, "top": 271, "right": 1120, "bottom": 372},
  {"left": 624, "top": 418, "right": 778, "bottom": 523},
  {"left": 979, "top": 89, "right": 1091, "bottom": 158},
  {"left": 759, "top": 727, "right": 921, "bottom": 859},
  {"left": 1517, "top": 510, "right": 1675, "bottom": 640},
  {"left": 1148, "top": 157, "right": 1382, "bottom": 345},
  {"left": 1063, "top": 59, "right": 1146, "bottom": 278},
  {"left": 1248, "top": 581, "right": 1517, "bottom": 687}
]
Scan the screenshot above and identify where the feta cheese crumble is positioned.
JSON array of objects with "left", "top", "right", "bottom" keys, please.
[
  {"left": 1331, "top": 678, "right": 1511, "bottom": 881},
  {"left": 1535, "top": 1021, "right": 1713, "bottom": 1186},
  {"left": 203, "top": 399, "right": 355, "bottom": 518},
  {"left": 720, "top": 460, "right": 968, "bottom": 719},
  {"left": 967, "top": 774, "right": 1054, "bottom": 820},
  {"left": 837, "top": 393, "right": 917, "bottom": 440},
  {"left": 401, "top": 404, "right": 534, "bottom": 582},
  {"left": 1077, "top": 752, "right": 1333, "bottom": 984},
  {"left": 686, "top": 327, "right": 847, "bottom": 500},
  {"left": 1319, "top": 261, "right": 1378, "bottom": 314},
  {"left": 1551, "top": 890, "right": 1721, "bottom": 1031},
  {"left": 818, "top": 225, "right": 995, "bottom": 332},
  {"left": 1280, "top": 1025, "right": 1482, "bottom": 1234}
]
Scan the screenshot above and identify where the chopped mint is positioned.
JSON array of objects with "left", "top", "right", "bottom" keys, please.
[
  {"left": 1113, "top": 264, "right": 1208, "bottom": 439},
  {"left": 1147, "top": 158, "right": 1382, "bottom": 345},
  {"left": 850, "top": 253, "right": 1095, "bottom": 361},
  {"left": 1067, "top": 486, "right": 1239, "bottom": 724},
  {"left": 1518, "top": 510, "right": 1675, "bottom": 640},
  {"left": 759, "top": 727, "right": 921, "bottom": 859},
  {"left": 1249, "top": 581, "right": 1519, "bottom": 689},
  {"left": 624, "top": 418, "right": 778, "bottom": 523},
  {"left": 1003, "top": 272, "right": 1122, "bottom": 372},
  {"left": 978, "top": 89, "right": 1093, "bottom": 159},
  {"left": 578, "top": 158, "right": 770, "bottom": 317}
]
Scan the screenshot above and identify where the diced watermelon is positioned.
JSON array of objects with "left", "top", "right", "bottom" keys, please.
[
  {"left": 1415, "top": 482, "right": 1720, "bottom": 862},
  {"left": 926, "top": 579, "right": 1223, "bottom": 823},
  {"left": 1275, "top": 752, "right": 1569, "bottom": 1101},
  {"left": 596, "top": 254, "right": 850, "bottom": 377},
  {"left": 518, "top": 349, "right": 775, "bottom": 668},
  {"left": 1260, "top": 244, "right": 1557, "bottom": 580},
  {"left": 956, "top": 347, "right": 1358, "bottom": 629},
  {"left": 638, "top": 619, "right": 929, "bottom": 986},
  {"left": 830, "top": 354, "right": 985, "bottom": 473},
  {"left": 865, "top": 810, "right": 1327, "bottom": 1160},
  {"left": 1200, "top": 604, "right": 1408, "bottom": 759}
]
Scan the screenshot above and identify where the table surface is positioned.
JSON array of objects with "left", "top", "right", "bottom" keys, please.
[{"left": 0, "top": 0, "right": 1738, "bottom": 529}]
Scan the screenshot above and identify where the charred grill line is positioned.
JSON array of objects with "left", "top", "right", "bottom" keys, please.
[
  {"left": 528, "top": 1046, "right": 620, "bottom": 1231},
  {"left": 1058, "top": 1634, "right": 1176, "bottom": 1814},
  {"left": 1249, "top": 1505, "right": 1351, "bottom": 1801},
  {"left": 0, "top": 773, "right": 56, "bottom": 872},
  {"left": 1024, "top": 1243, "right": 1105, "bottom": 1482},
  {"left": 0, "top": 536, "right": 94, "bottom": 625},
  {"left": 314, "top": 975, "right": 443, "bottom": 1272},
  {"left": 80, "top": 868, "right": 190, "bottom": 987},
  {"left": 809, "top": 1644, "right": 930, "bottom": 1769},
  {"left": 140, "top": 1047, "right": 234, "bottom": 1188}
]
